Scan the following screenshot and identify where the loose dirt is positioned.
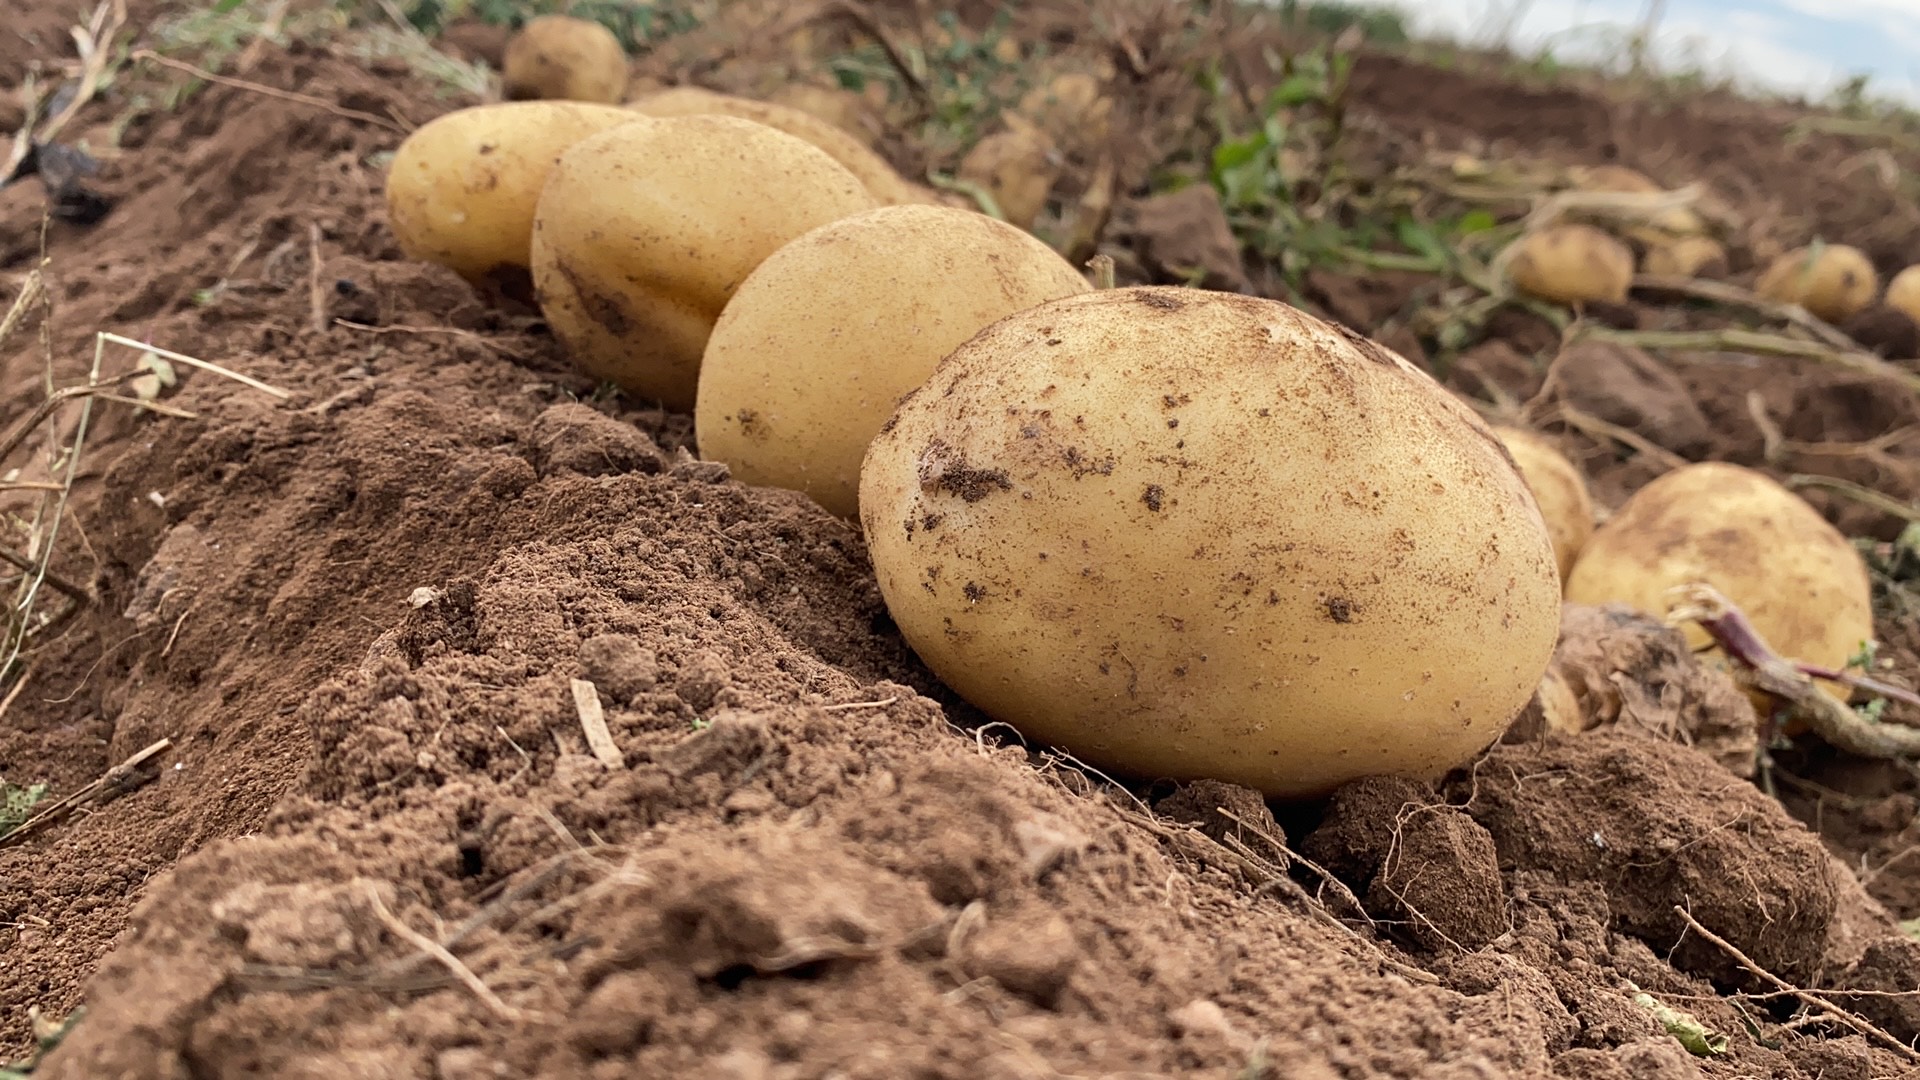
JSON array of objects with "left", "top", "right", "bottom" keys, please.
[{"left": 5, "top": 4, "right": 1920, "bottom": 1078}]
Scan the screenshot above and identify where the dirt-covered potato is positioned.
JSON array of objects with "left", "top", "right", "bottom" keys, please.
[
  {"left": 858, "top": 287, "right": 1564, "bottom": 798},
  {"left": 1505, "top": 224, "right": 1635, "bottom": 305},
  {"left": 768, "top": 81, "right": 879, "bottom": 143},
  {"left": 1642, "top": 235, "right": 1728, "bottom": 279},
  {"left": 696, "top": 205, "right": 1090, "bottom": 520},
  {"left": 1885, "top": 264, "right": 1920, "bottom": 324},
  {"left": 384, "top": 100, "right": 643, "bottom": 285},
  {"left": 957, "top": 116, "right": 1060, "bottom": 231},
  {"left": 1756, "top": 243, "right": 1879, "bottom": 324},
  {"left": 1569, "top": 163, "right": 1706, "bottom": 241},
  {"left": 501, "top": 14, "right": 628, "bottom": 103},
  {"left": 1017, "top": 71, "right": 1112, "bottom": 147},
  {"left": 530, "top": 115, "right": 879, "bottom": 409},
  {"left": 626, "top": 86, "right": 931, "bottom": 206},
  {"left": 1492, "top": 425, "right": 1594, "bottom": 583},
  {"left": 1564, "top": 461, "right": 1874, "bottom": 706}
]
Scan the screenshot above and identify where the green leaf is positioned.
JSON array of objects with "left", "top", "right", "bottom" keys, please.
[{"left": 1457, "top": 209, "right": 1498, "bottom": 234}]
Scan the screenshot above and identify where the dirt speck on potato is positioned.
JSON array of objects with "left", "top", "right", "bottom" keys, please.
[{"left": 916, "top": 438, "right": 1013, "bottom": 501}]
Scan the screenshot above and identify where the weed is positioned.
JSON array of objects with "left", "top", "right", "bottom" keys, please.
[{"left": 0, "top": 781, "right": 46, "bottom": 840}]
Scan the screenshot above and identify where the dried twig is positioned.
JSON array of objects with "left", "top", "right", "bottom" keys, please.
[
  {"left": 569, "top": 678, "right": 622, "bottom": 769},
  {"left": 307, "top": 222, "right": 327, "bottom": 335},
  {"left": 98, "top": 332, "right": 290, "bottom": 401},
  {"left": 1666, "top": 583, "right": 1920, "bottom": 757},
  {"left": 0, "top": 737, "right": 171, "bottom": 849},
  {"left": 129, "top": 50, "right": 409, "bottom": 134},
  {"left": 1785, "top": 474, "right": 1920, "bottom": 524},
  {"left": 363, "top": 883, "right": 520, "bottom": 1020},
  {"left": 1673, "top": 904, "right": 1920, "bottom": 1064},
  {"left": 1577, "top": 325, "right": 1920, "bottom": 397},
  {"left": 820, "top": 696, "right": 899, "bottom": 712},
  {"left": 1631, "top": 273, "right": 1866, "bottom": 352}
]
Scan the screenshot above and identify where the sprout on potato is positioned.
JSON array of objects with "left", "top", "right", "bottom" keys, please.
[
  {"left": 1564, "top": 461, "right": 1874, "bottom": 710},
  {"left": 858, "top": 287, "right": 1563, "bottom": 798},
  {"left": 529, "top": 114, "right": 879, "bottom": 410},
  {"left": 1504, "top": 224, "right": 1635, "bottom": 305},
  {"left": 626, "top": 86, "right": 932, "bottom": 207},
  {"left": 501, "top": 15, "right": 629, "bottom": 104},
  {"left": 384, "top": 100, "right": 643, "bottom": 285},
  {"left": 696, "top": 204, "right": 1090, "bottom": 519},
  {"left": 1491, "top": 425, "right": 1595, "bottom": 583},
  {"left": 1756, "top": 243, "right": 1879, "bottom": 324}
]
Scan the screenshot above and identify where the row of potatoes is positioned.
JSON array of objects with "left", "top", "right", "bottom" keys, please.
[
  {"left": 1500, "top": 161, "right": 1920, "bottom": 330},
  {"left": 382, "top": 15, "right": 1877, "bottom": 799}
]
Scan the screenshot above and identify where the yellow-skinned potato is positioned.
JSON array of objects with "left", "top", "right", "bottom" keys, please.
[
  {"left": 1505, "top": 224, "right": 1635, "bottom": 305},
  {"left": 1569, "top": 164, "right": 1705, "bottom": 240},
  {"left": 768, "top": 82, "right": 879, "bottom": 144},
  {"left": 1642, "top": 235, "right": 1728, "bottom": 280},
  {"left": 501, "top": 14, "right": 628, "bottom": 103},
  {"left": 858, "top": 287, "right": 1563, "bottom": 798},
  {"left": 626, "top": 86, "right": 932, "bottom": 206},
  {"left": 696, "top": 205, "right": 1090, "bottom": 519},
  {"left": 1884, "top": 264, "right": 1920, "bottom": 324},
  {"left": 1756, "top": 243, "right": 1879, "bottom": 324},
  {"left": 1564, "top": 461, "right": 1874, "bottom": 709},
  {"left": 530, "top": 115, "right": 878, "bottom": 410},
  {"left": 1492, "top": 426, "right": 1595, "bottom": 583},
  {"left": 957, "top": 115, "right": 1060, "bottom": 231},
  {"left": 384, "top": 100, "right": 644, "bottom": 284},
  {"left": 1017, "top": 71, "right": 1113, "bottom": 147}
]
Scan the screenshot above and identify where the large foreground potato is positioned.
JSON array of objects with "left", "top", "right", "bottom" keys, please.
[
  {"left": 696, "top": 205, "right": 1090, "bottom": 519},
  {"left": 859, "top": 287, "right": 1563, "bottom": 798},
  {"left": 501, "top": 14, "right": 628, "bottom": 103},
  {"left": 626, "top": 86, "right": 931, "bottom": 206},
  {"left": 1492, "top": 425, "right": 1594, "bottom": 583},
  {"left": 385, "top": 101, "right": 643, "bottom": 284},
  {"left": 1756, "top": 244, "right": 1879, "bottom": 324},
  {"left": 1564, "top": 462, "right": 1874, "bottom": 707},
  {"left": 530, "top": 115, "right": 879, "bottom": 409}
]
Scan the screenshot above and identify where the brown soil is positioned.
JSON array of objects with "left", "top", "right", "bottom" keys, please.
[{"left": 6, "top": 4, "right": 1920, "bottom": 1079}]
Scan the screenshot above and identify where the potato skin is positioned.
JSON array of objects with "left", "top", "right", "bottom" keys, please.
[
  {"left": 858, "top": 287, "right": 1563, "bottom": 798},
  {"left": 1642, "top": 235, "right": 1728, "bottom": 280},
  {"left": 530, "top": 114, "right": 879, "bottom": 409},
  {"left": 1492, "top": 425, "right": 1594, "bottom": 583},
  {"left": 1564, "top": 461, "right": 1874, "bottom": 706},
  {"left": 696, "top": 205, "right": 1090, "bottom": 519},
  {"left": 502, "top": 14, "right": 628, "bottom": 104},
  {"left": 384, "top": 101, "right": 644, "bottom": 284},
  {"left": 1505, "top": 224, "right": 1634, "bottom": 305},
  {"left": 956, "top": 116, "right": 1060, "bottom": 231},
  {"left": 1756, "top": 244, "right": 1879, "bottom": 324},
  {"left": 627, "top": 86, "right": 932, "bottom": 206},
  {"left": 1885, "top": 264, "right": 1920, "bottom": 324}
]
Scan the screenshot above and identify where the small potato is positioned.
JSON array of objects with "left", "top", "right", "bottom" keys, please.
[
  {"left": 384, "top": 100, "right": 643, "bottom": 284},
  {"left": 530, "top": 115, "right": 879, "bottom": 409},
  {"left": 1491, "top": 426, "right": 1595, "bottom": 583},
  {"left": 626, "top": 86, "right": 932, "bottom": 206},
  {"left": 696, "top": 204, "right": 1090, "bottom": 519},
  {"left": 1756, "top": 243, "right": 1879, "bottom": 324},
  {"left": 1504, "top": 224, "right": 1635, "bottom": 305},
  {"left": 858, "top": 287, "right": 1563, "bottom": 798},
  {"left": 1017, "top": 71, "right": 1113, "bottom": 147},
  {"left": 1569, "top": 164, "right": 1706, "bottom": 241},
  {"left": 957, "top": 115, "right": 1061, "bottom": 231},
  {"left": 501, "top": 14, "right": 628, "bottom": 104},
  {"left": 1641, "top": 235, "right": 1728, "bottom": 280},
  {"left": 1884, "top": 264, "right": 1920, "bottom": 324},
  {"left": 1564, "top": 461, "right": 1874, "bottom": 708},
  {"left": 768, "top": 81, "right": 880, "bottom": 143}
]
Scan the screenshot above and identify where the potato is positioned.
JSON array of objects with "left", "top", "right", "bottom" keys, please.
[
  {"left": 385, "top": 100, "right": 644, "bottom": 284},
  {"left": 626, "top": 86, "right": 932, "bottom": 206},
  {"left": 858, "top": 287, "right": 1564, "bottom": 798},
  {"left": 1504, "top": 224, "right": 1635, "bottom": 305},
  {"left": 1641, "top": 235, "right": 1728, "bottom": 280},
  {"left": 530, "top": 115, "right": 879, "bottom": 409},
  {"left": 1568, "top": 163, "right": 1706, "bottom": 241},
  {"left": 501, "top": 14, "right": 628, "bottom": 104},
  {"left": 696, "top": 205, "right": 1090, "bottom": 519},
  {"left": 957, "top": 115, "right": 1061, "bottom": 231},
  {"left": 1884, "top": 264, "right": 1920, "bottom": 324},
  {"left": 1017, "top": 71, "right": 1112, "bottom": 147},
  {"left": 768, "top": 81, "right": 879, "bottom": 143},
  {"left": 1492, "top": 425, "right": 1594, "bottom": 583},
  {"left": 1564, "top": 461, "right": 1874, "bottom": 708},
  {"left": 1756, "top": 243, "right": 1879, "bottom": 324}
]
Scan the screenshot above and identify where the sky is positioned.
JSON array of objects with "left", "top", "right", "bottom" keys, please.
[{"left": 1380, "top": 0, "right": 1920, "bottom": 104}]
